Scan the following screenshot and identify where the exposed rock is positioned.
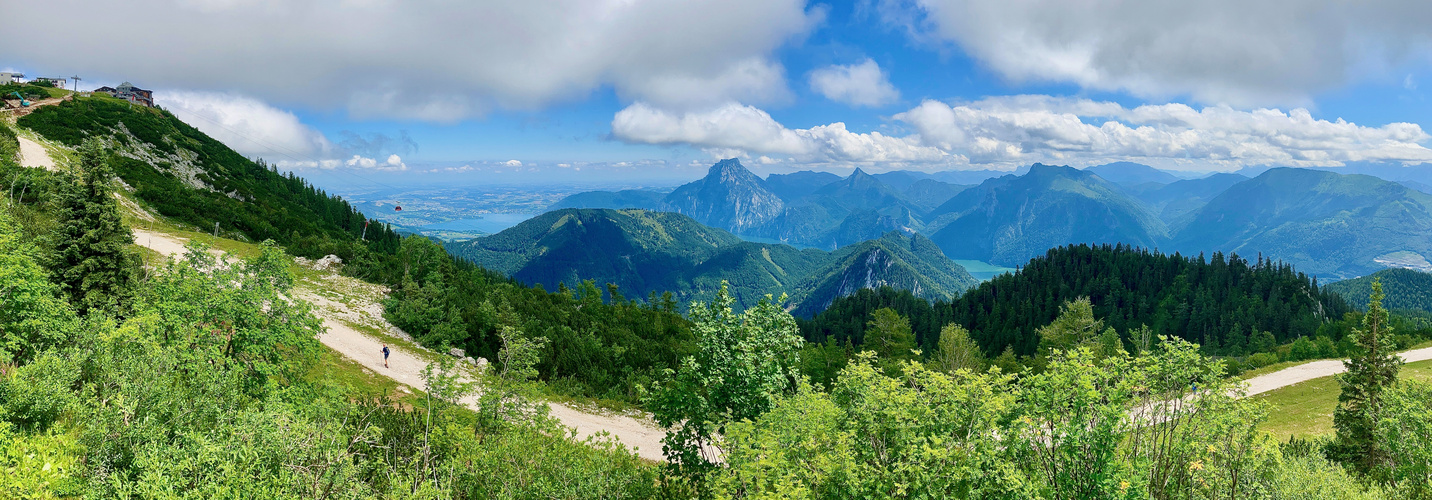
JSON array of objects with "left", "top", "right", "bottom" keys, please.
[
  {"left": 663, "top": 158, "right": 784, "bottom": 235},
  {"left": 312, "top": 254, "right": 343, "bottom": 271},
  {"left": 448, "top": 347, "right": 466, "bottom": 358}
]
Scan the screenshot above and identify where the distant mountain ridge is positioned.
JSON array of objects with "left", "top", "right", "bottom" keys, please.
[
  {"left": 446, "top": 208, "right": 978, "bottom": 313},
  {"left": 1085, "top": 161, "right": 1182, "bottom": 186},
  {"left": 548, "top": 159, "right": 1432, "bottom": 281}
]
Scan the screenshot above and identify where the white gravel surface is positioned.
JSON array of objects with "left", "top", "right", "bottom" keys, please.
[
  {"left": 17, "top": 136, "right": 56, "bottom": 171},
  {"left": 1244, "top": 345, "right": 1432, "bottom": 396}
]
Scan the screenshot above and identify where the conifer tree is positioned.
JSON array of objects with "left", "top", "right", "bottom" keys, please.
[
  {"left": 50, "top": 138, "right": 138, "bottom": 315},
  {"left": 1333, "top": 278, "right": 1401, "bottom": 474}
]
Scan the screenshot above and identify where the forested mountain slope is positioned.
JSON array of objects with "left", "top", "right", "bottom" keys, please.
[
  {"left": 1326, "top": 268, "right": 1432, "bottom": 313},
  {"left": 927, "top": 164, "right": 1168, "bottom": 266},
  {"left": 1172, "top": 167, "right": 1432, "bottom": 279}
]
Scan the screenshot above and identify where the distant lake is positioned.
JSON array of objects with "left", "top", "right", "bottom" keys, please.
[
  {"left": 421, "top": 213, "right": 534, "bottom": 234},
  {"left": 953, "top": 260, "right": 1016, "bottom": 281}
]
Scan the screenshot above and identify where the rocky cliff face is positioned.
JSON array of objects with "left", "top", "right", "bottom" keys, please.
[{"left": 663, "top": 158, "right": 785, "bottom": 235}]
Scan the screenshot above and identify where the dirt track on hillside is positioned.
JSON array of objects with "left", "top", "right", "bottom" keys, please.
[
  {"left": 17, "top": 136, "right": 56, "bottom": 171},
  {"left": 131, "top": 229, "right": 669, "bottom": 461}
]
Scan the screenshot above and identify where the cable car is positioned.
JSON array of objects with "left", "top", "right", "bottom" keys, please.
[{"left": 394, "top": 205, "right": 403, "bottom": 211}]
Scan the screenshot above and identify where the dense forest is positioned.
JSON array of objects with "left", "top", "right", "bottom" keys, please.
[{"left": 802, "top": 244, "right": 1375, "bottom": 372}]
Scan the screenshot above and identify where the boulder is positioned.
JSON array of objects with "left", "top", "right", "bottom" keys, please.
[{"left": 312, "top": 254, "right": 343, "bottom": 271}]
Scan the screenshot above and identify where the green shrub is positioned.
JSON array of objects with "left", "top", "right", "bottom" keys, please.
[{"left": 0, "top": 352, "right": 80, "bottom": 430}]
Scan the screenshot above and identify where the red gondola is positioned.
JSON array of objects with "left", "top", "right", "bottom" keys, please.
[{"left": 394, "top": 205, "right": 403, "bottom": 211}]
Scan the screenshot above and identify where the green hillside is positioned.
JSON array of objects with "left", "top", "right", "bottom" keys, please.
[
  {"left": 446, "top": 208, "right": 975, "bottom": 313},
  {"left": 1326, "top": 268, "right": 1432, "bottom": 313},
  {"left": 16, "top": 96, "right": 402, "bottom": 277},
  {"left": 1172, "top": 167, "right": 1432, "bottom": 279}
]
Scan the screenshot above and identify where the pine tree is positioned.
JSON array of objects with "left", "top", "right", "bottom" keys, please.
[
  {"left": 1333, "top": 278, "right": 1401, "bottom": 474},
  {"left": 51, "top": 139, "right": 139, "bottom": 315}
]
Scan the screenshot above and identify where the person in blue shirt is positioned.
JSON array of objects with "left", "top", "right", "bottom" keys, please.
[{"left": 382, "top": 344, "right": 391, "bottom": 368}]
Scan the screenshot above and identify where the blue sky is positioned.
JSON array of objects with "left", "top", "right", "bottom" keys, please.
[{"left": 8, "top": 0, "right": 1432, "bottom": 186}]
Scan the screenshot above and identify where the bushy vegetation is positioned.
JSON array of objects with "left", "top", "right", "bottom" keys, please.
[
  {"left": 0, "top": 205, "right": 657, "bottom": 498},
  {"left": 648, "top": 287, "right": 1418, "bottom": 499},
  {"left": 0, "top": 83, "right": 53, "bottom": 101}
]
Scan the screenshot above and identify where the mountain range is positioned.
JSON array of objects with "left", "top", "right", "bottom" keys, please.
[
  {"left": 446, "top": 208, "right": 978, "bottom": 314},
  {"left": 550, "top": 159, "right": 1432, "bottom": 281}
]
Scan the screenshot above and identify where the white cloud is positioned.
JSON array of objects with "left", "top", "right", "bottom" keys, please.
[
  {"left": 809, "top": 59, "right": 900, "bottom": 107},
  {"left": 340, "top": 154, "right": 407, "bottom": 171},
  {"left": 503, "top": 160, "right": 523, "bottom": 167},
  {"left": 881, "top": 0, "right": 1432, "bottom": 106},
  {"left": 614, "top": 96, "right": 1432, "bottom": 170},
  {"left": 158, "top": 90, "right": 333, "bottom": 158},
  {"left": 611, "top": 102, "right": 948, "bottom": 163},
  {"left": 893, "top": 96, "right": 1432, "bottom": 168},
  {"left": 9, "top": 0, "right": 818, "bottom": 121}
]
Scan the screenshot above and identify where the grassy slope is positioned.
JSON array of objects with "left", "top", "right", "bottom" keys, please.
[{"left": 1256, "top": 358, "right": 1432, "bottom": 439}]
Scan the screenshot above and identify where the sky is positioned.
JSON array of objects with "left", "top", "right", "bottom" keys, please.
[{"left": 7, "top": 0, "right": 1432, "bottom": 186}]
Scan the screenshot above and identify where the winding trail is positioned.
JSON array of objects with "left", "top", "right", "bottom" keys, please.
[{"left": 131, "top": 229, "right": 669, "bottom": 461}]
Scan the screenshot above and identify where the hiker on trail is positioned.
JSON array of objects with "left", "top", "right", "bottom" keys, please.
[{"left": 382, "top": 344, "right": 390, "bottom": 368}]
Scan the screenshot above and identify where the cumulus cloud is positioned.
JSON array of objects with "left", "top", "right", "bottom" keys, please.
[
  {"left": 9, "top": 0, "right": 817, "bottom": 121},
  {"left": 893, "top": 96, "right": 1432, "bottom": 167},
  {"left": 158, "top": 90, "right": 333, "bottom": 158},
  {"left": 611, "top": 102, "right": 948, "bottom": 163},
  {"left": 809, "top": 59, "right": 900, "bottom": 107},
  {"left": 879, "top": 0, "right": 1432, "bottom": 106},
  {"left": 613, "top": 96, "right": 1432, "bottom": 169},
  {"left": 343, "top": 154, "right": 407, "bottom": 171}
]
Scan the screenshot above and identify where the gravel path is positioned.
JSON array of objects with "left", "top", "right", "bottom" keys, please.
[
  {"left": 1244, "top": 345, "right": 1432, "bottom": 396},
  {"left": 17, "top": 136, "right": 56, "bottom": 171},
  {"left": 132, "top": 229, "right": 668, "bottom": 461}
]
